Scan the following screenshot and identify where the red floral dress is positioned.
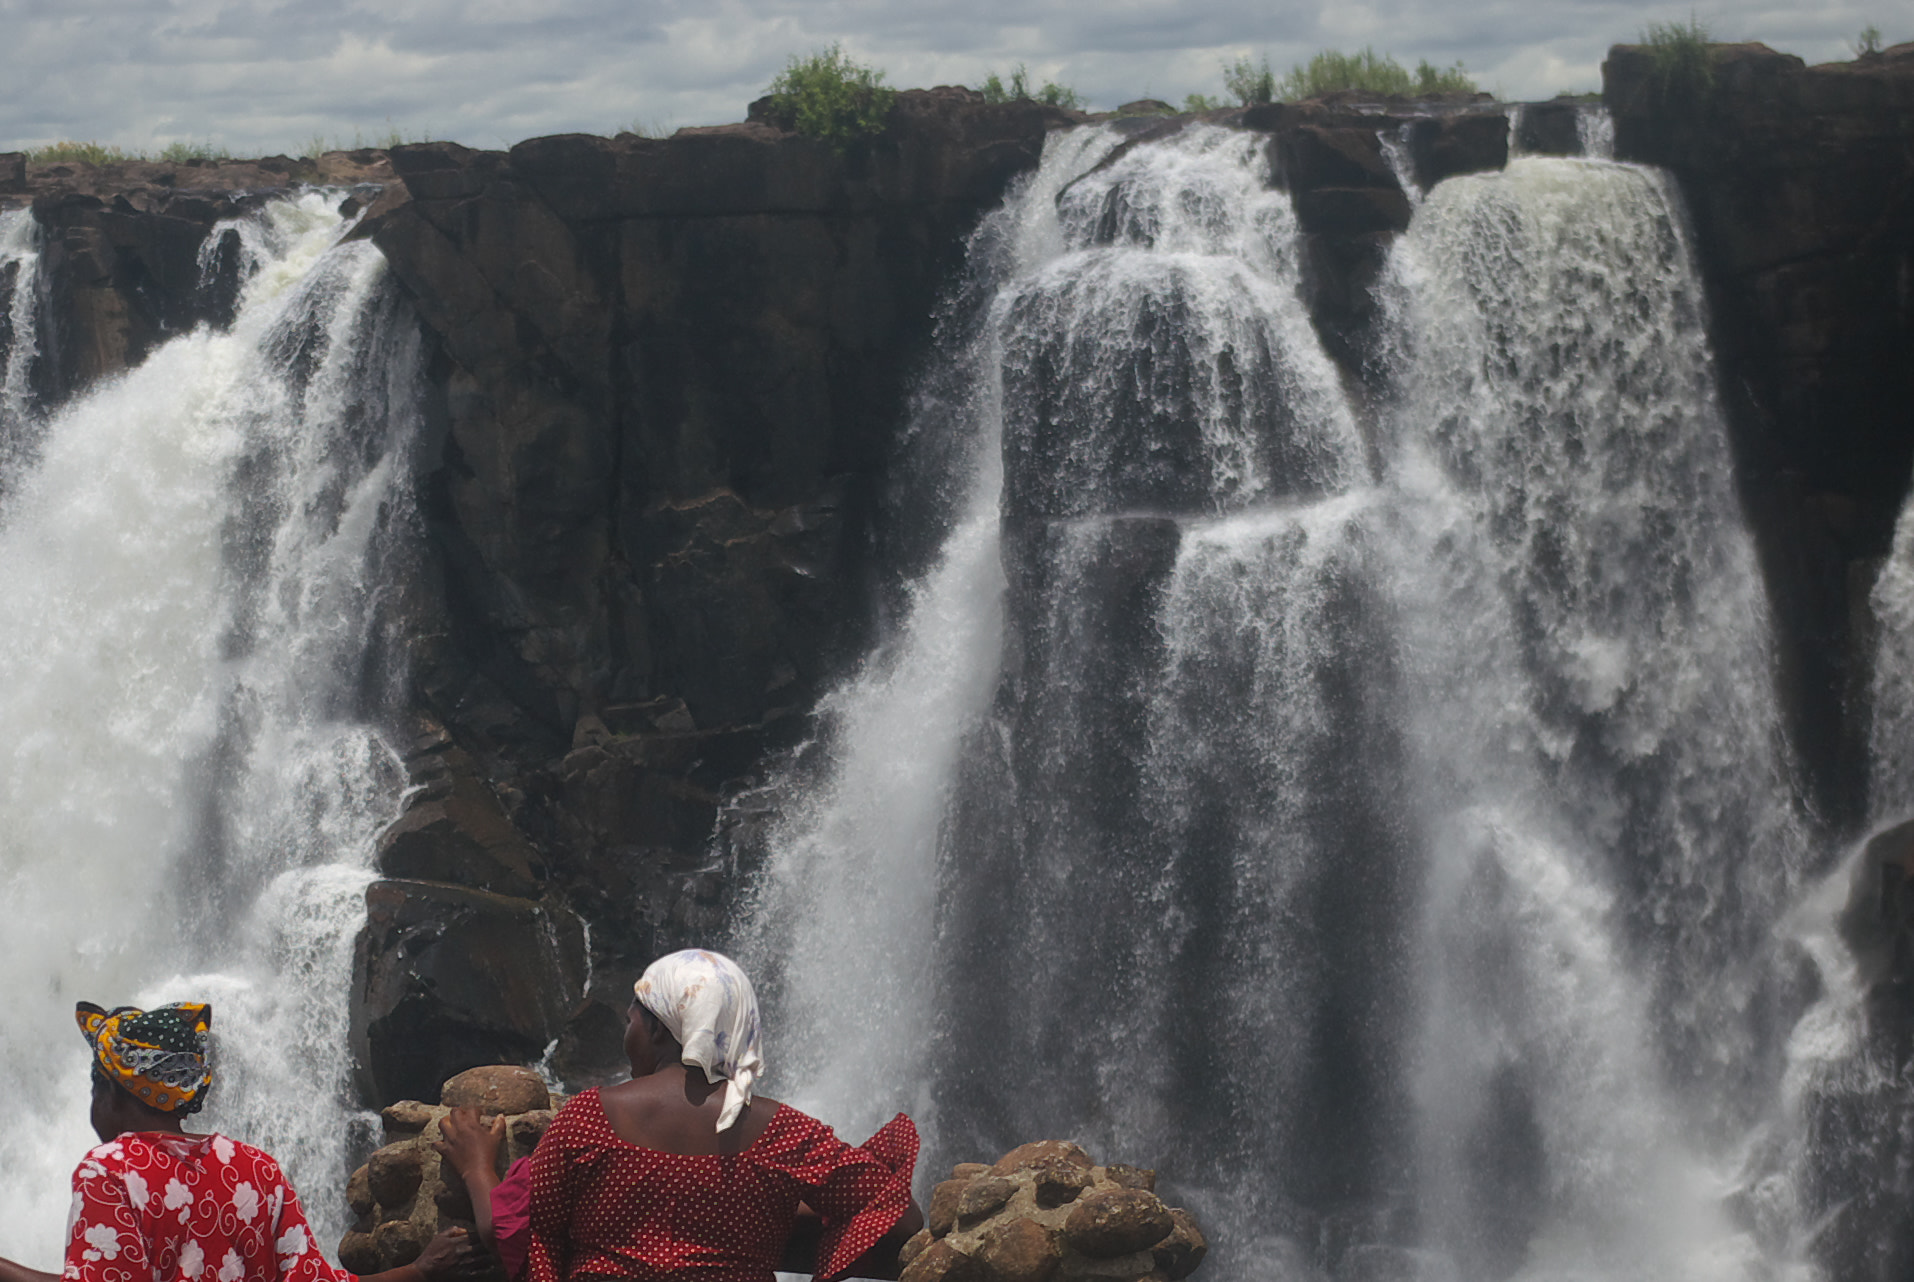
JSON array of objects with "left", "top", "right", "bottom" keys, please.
[
  {"left": 524, "top": 1091, "right": 916, "bottom": 1282},
  {"left": 62, "top": 1132, "right": 351, "bottom": 1282}
]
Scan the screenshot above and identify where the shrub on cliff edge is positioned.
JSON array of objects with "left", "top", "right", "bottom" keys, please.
[
  {"left": 1278, "top": 47, "right": 1477, "bottom": 98},
  {"left": 1642, "top": 17, "right": 1715, "bottom": 102},
  {"left": 764, "top": 45, "right": 896, "bottom": 147},
  {"left": 979, "top": 65, "right": 1084, "bottom": 110}
]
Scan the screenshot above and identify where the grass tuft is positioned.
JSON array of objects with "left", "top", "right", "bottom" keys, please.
[
  {"left": 979, "top": 65, "right": 1083, "bottom": 110},
  {"left": 157, "top": 139, "right": 231, "bottom": 164},
  {"left": 1641, "top": 16, "right": 1715, "bottom": 101},
  {"left": 1277, "top": 47, "right": 1477, "bottom": 98},
  {"left": 26, "top": 141, "right": 132, "bottom": 165}
]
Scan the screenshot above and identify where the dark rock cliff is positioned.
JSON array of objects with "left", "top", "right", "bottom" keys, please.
[
  {"left": 1605, "top": 41, "right": 1914, "bottom": 829},
  {"left": 354, "top": 90, "right": 1078, "bottom": 1096}
]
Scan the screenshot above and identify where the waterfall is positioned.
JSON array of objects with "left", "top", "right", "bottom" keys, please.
[
  {"left": 0, "top": 208, "right": 46, "bottom": 476},
  {"left": 736, "top": 127, "right": 1837, "bottom": 1281},
  {"left": 1383, "top": 157, "right": 1815, "bottom": 1280},
  {"left": 0, "top": 192, "right": 420, "bottom": 1268}
]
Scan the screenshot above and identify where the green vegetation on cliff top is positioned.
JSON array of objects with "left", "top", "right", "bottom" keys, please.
[
  {"left": 1186, "top": 48, "right": 1478, "bottom": 111},
  {"left": 979, "top": 65, "right": 1083, "bottom": 110},
  {"left": 762, "top": 45, "right": 897, "bottom": 147},
  {"left": 1641, "top": 16, "right": 1716, "bottom": 100}
]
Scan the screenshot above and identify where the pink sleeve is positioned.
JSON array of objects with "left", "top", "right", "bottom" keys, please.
[
  {"left": 63, "top": 1149, "right": 149, "bottom": 1282},
  {"left": 490, "top": 1158, "right": 533, "bottom": 1279}
]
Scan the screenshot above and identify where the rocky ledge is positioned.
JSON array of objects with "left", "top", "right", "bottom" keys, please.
[{"left": 901, "top": 1140, "right": 1206, "bottom": 1282}]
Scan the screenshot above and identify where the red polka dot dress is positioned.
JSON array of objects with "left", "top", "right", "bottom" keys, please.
[{"left": 524, "top": 1090, "right": 917, "bottom": 1282}]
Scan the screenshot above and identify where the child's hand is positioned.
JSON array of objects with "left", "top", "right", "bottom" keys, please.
[{"left": 435, "top": 1106, "right": 506, "bottom": 1182}]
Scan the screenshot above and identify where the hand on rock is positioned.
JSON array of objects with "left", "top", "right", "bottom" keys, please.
[
  {"left": 413, "top": 1227, "right": 487, "bottom": 1280},
  {"left": 435, "top": 1107, "right": 506, "bottom": 1182}
]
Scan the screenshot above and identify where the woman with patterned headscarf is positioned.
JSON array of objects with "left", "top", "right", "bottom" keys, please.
[
  {"left": 0, "top": 1001, "right": 483, "bottom": 1282},
  {"left": 435, "top": 949, "right": 923, "bottom": 1282}
]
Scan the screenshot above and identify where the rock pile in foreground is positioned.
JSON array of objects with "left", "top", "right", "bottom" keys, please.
[
  {"left": 340, "top": 1065, "right": 556, "bottom": 1277},
  {"left": 900, "top": 1141, "right": 1206, "bottom": 1282}
]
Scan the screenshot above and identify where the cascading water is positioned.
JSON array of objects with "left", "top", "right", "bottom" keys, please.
[
  {"left": 0, "top": 193, "right": 420, "bottom": 1268},
  {"left": 0, "top": 208, "right": 46, "bottom": 473},
  {"left": 1384, "top": 157, "right": 1813, "bottom": 1279},
  {"left": 736, "top": 123, "right": 1842, "bottom": 1282}
]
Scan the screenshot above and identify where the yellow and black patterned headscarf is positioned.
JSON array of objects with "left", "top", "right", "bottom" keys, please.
[{"left": 76, "top": 1002, "right": 212, "bottom": 1114}]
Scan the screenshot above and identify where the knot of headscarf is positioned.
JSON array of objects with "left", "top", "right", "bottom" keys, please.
[
  {"left": 77, "top": 1001, "right": 212, "bottom": 1115},
  {"left": 634, "top": 950, "right": 763, "bottom": 1132}
]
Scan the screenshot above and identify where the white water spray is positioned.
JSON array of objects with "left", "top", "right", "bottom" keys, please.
[{"left": 0, "top": 192, "right": 419, "bottom": 1267}]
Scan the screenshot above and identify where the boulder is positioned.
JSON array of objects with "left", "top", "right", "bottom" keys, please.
[
  {"left": 1152, "top": 1208, "right": 1207, "bottom": 1280},
  {"left": 440, "top": 1064, "right": 552, "bottom": 1115},
  {"left": 1406, "top": 113, "right": 1510, "bottom": 188},
  {"left": 351, "top": 879, "right": 588, "bottom": 1104},
  {"left": 901, "top": 1141, "right": 1203, "bottom": 1282},
  {"left": 976, "top": 1219, "right": 1062, "bottom": 1282},
  {"left": 1061, "top": 1189, "right": 1174, "bottom": 1257},
  {"left": 1514, "top": 101, "right": 1587, "bottom": 155},
  {"left": 340, "top": 1071, "right": 559, "bottom": 1282}
]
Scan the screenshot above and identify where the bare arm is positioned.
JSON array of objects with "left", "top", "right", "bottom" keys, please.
[
  {"left": 0, "top": 1256, "right": 59, "bottom": 1282},
  {"left": 358, "top": 1227, "right": 488, "bottom": 1282},
  {"left": 434, "top": 1109, "right": 507, "bottom": 1251}
]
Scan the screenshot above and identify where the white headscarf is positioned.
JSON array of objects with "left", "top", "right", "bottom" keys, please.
[{"left": 633, "top": 949, "right": 765, "bottom": 1132}]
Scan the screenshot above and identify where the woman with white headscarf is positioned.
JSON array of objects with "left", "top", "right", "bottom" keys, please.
[{"left": 443, "top": 950, "right": 921, "bottom": 1282}]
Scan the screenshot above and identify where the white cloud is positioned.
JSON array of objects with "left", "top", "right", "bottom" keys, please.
[{"left": 0, "top": 0, "right": 1897, "bottom": 155}]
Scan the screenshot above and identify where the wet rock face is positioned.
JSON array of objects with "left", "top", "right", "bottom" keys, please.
[
  {"left": 340, "top": 1066, "right": 556, "bottom": 1277},
  {"left": 350, "top": 878, "right": 587, "bottom": 1104},
  {"left": 1605, "top": 40, "right": 1914, "bottom": 829},
  {"left": 354, "top": 89, "right": 1078, "bottom": 1076},
  {"left": 900, "top": 1141, "right": 1206, "bottom": 1282}
]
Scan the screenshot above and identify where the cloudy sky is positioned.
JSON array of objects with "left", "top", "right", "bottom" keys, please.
[{"left": 0, "top": 0, "right": 1898, "bottom": 156}]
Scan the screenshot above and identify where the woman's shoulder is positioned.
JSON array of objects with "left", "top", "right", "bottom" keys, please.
[
  {"left": 542, "top": 1088, "right": 614, "bottom": 1142},
  {"left": 745, "top": 1103, "right": 857, "bottom": 1163}
]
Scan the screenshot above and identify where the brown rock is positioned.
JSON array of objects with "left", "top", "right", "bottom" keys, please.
[
  {"left": 976, "top": 1218, "right": 1062, "bottom": 1282},
  {"left": 953, "top": 1163, "right": 990, "bottom": 1179},
  {"left": 339, "top": 1230, "right": 381, "bottom": 1274},
  {"left": 957, "top": 1175, "right": 1016, "bottom": 1225},
  {"left": 901, "top": 1240, "right": 985, "bottom": 1282},
  {"left": 353, "top": 880, "right": 588, "bottom": 1105},
  {"left": 1100, "top": 1165, "right": 1156, "bottom": 1191},
  {"left": 367, "top": 1143, "right": 426, "bottom": 1209},
  {"left": 1151, "top": 1208, "right": 1208, "bottom": 1281},
  {"left": 990, "top": 1141, "right": 1093, "bottom": 1178},
  {"left": 507, "top": 1109, "right": 557, "bottom": 1160},
  {"left": 1062, "top": 1189, "right": 1175, "bottom": 1258},
  {"left": 382, "top": 1100, "right": 439, "bottom": 1137},
  {"left": 1407, "top": 113, "right": 1511, "bottom": 189},
  {"left": 1030, "top": 1158, "right": 1089, "bottom": 1208},
  {"left": 442, "top": 1064, "right": 552, "bottom": 1114},
  {"left": 347, "top": 1164, "right": 375, "bottom": 1217},
  {"left": 930, "top": 1178, "right": 971, "bottom": 1236},
  {"left": 900, "top": 1228, "right": 934, "bottom": 1267},
  {"left": 371, "top": 1217, "right": 432, "bottom": 1268}
]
